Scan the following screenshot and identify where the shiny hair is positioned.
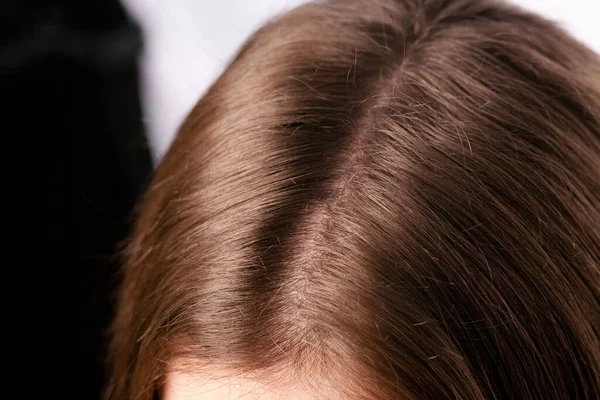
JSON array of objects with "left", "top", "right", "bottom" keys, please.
[{"left": 108, "top": 0, "right": 600, "bottom": 398}]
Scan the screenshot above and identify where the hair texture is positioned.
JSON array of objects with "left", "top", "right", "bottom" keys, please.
[{"left": 108, "top": 0, "right": 600, "bottom": 399}]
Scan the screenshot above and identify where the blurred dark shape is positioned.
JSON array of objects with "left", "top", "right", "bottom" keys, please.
[{"left": 2, "top": 0, "right": 153, "bottom": 398}]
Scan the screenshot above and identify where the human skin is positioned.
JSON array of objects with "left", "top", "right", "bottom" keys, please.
[{"left": 164, "top": 372, "right": 319, "bottom": 400}]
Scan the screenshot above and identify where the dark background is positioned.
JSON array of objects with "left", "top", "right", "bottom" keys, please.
[{"left": 2, "top": 1, "right": 153, "bottom": 398}]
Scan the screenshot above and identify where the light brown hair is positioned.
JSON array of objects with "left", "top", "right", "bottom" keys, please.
[{"left": 108, "top": 0, "right": 600, "bottom": 398}]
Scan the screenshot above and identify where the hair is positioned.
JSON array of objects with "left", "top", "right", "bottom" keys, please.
[{"left": 107, "top": 0, "right": 600, "bottom": 398}]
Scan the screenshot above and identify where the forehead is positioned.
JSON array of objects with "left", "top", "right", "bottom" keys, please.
[{"left": 163, "top": 372, "right": 317, "bottom": 400}]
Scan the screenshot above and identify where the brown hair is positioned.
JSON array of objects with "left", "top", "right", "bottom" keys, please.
[{"left": 108, "top": 0, "right": 600, "bottom": 398}]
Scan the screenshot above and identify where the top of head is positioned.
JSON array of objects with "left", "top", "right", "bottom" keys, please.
[{"left": 109, "top": 0, "right": 600, "bottom": 399}]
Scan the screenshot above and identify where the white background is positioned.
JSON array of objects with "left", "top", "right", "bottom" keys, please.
[{"left": 121, "top": 0, "right": 600, "bottom": 161}]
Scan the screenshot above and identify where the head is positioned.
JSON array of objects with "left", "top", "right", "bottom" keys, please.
[{"left": 108, "top": 0, "right": 600, "bottom": 398}]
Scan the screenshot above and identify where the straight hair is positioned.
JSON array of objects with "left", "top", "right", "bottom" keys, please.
[{"left": 108, "top": 0, "right": 600, "bottom": 398}]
